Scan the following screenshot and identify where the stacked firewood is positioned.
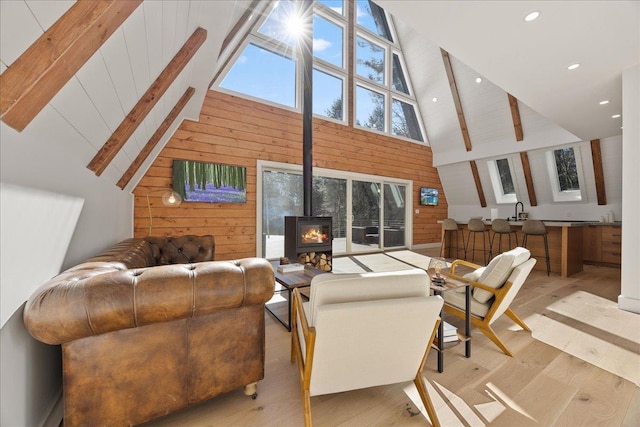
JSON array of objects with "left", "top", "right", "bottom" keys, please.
[{"left": 297, "top": 252, "right": 332, "bottom": 271}]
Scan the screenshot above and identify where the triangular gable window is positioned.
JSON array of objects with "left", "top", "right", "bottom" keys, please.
[
  {"left": 356, "top": 0, "right": 393, "bottom": 42},
  {"left": 214, "top": 0, "right": 427, "bottom": 144}
]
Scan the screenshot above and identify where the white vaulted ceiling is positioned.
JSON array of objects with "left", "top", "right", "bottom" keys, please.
[
  {"left": 0, "top": 0, "right": 239, "bottom": 189},
  {"left": 1, "top": 0, "right": 637, "bottom": 211}
]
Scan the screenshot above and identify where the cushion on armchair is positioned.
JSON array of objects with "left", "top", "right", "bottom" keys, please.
[{"left": 472, "top": 247, "right": 531, "bottom": 303}]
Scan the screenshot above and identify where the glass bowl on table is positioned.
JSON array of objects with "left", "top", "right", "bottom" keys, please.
[{"left": 428, "top": 257, "right": 449, "bottom": 285}]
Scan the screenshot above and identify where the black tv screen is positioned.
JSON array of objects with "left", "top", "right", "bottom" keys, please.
[{"left": 419, "top": 187, "right": 439, "bottom": 206}]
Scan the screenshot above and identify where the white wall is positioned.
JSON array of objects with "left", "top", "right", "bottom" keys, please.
[
  {"left": 0, "top": 110, "right": 132, "bottom": 425},
  {"left": 619, "top": 65, "right": 640, "bottom": 314}
]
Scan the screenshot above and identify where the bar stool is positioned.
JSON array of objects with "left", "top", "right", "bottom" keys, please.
[
  {"left": 489, "top": 219, "right": 519, "bottom": 259},
  {"left": 522, "top": 219, "right": 550, "bottom": 276},
  {"left": 439, "top": 218, "right": 464, "bottom": 259},
  {"left": 465, "top": 218, "right": 490, "bottom": 265}
]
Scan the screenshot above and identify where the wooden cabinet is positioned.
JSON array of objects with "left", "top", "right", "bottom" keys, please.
[
  {"left": 583, "top": 225, "right": 602, "bottom": 262},
  {"left": 583, "top": 225, "right": 621, "bottom": 265},
  {"left": 601, "top": 225, "right": 622, "bottom": 264}
]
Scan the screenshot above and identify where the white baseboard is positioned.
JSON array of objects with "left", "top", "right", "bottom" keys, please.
[
  {"left": 40, "top": 388, "right": 63, "bottom": 427},
  {"left": 411, "top": 243, "right": 440, "bottom": 250},
  {"left": 618, "top": 294, "right": 640, "bottom": 314}
]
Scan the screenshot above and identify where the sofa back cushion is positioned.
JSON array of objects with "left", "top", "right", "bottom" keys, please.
[{"left": 146, "top": 235, "right": 215, "bottom": 265}]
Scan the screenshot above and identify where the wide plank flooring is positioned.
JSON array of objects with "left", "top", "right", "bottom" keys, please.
[{"left": 143, "top": 252, "right": 639, "bottom": 426}]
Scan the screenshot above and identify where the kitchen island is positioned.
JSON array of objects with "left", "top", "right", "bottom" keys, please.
[{"left": 439, "top": 219, "right": 587, "bottom": 277}]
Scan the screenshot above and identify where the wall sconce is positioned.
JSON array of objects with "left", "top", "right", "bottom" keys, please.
[{"left": 146, "top": 189, "right": 182, "bottom": 235}]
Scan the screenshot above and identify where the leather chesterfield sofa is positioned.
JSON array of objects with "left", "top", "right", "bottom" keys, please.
[{"left": 23, "top": 235, "right": 275, "bottom": 426}]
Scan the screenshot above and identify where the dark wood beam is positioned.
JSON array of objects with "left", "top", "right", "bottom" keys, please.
[
  {"left": 508, "top": 93, "right": 524, "bottom": 141},
  {"left": 590, "top": 139, "right": 607, "bottom": 205},
  {"left": 0, "top": 0, "right": 142, "bottom": 131},
  {"left": 87, "top": 27, "right": 207, "bottom": 176},
  {"left": 441, "top": 49, "right": 472, "bottom": 152},
  {"left": 116, "top": 87, "right": 195, "bottom": 190},
  {"left": 520, "top": 151, "right": 538, "bottom": 206},
  {"left": 470, "top": 160, "right": 486, "bottom": 207}
]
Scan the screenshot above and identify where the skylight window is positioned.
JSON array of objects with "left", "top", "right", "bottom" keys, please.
[
  {"left": 313, "top": 14, "right": 343, "bottom": 68},
  {"left": 356, "top": 36, "right": 385, "bottom": 84},
  {"left": 546, "top": 146, "right": 584, "bottom": 202},
  {"left": 488, "top": 158, "right": 517, "bottom": 204},
  {"left": 220, "top": 43, "right": 296, "bottom": 108},
  {"left": 356, "top": 0, "right": 393, "bottom": 42}
]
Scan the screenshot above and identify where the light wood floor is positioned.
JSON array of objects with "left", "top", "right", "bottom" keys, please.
[{"left": 143, "top": 253, "right": 639, "bottom": 426}]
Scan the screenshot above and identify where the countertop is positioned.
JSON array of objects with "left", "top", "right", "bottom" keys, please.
[{"left": 440, "top": 219, "right": 622, "bottom": 227}]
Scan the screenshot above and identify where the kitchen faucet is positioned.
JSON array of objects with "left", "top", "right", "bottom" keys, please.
[{"left": 514, "top": 201, "right": 524, "bottom": 221}]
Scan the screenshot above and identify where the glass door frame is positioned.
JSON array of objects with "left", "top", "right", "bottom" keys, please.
[{"left": 257, "top": 160, "right": 413, "bottom": 257}]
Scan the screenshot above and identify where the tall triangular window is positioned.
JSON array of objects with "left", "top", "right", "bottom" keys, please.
[{"left": 215, "top": 0, "right": 427, "bottom": 144}]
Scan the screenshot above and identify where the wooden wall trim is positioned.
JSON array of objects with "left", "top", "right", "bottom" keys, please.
[
  {"left": 117, "top": 87, "right": 196, "bottom": 190},
  {"left": 0, "top": 0, "right": 142, "bottom": 132},
  {"left": 508, "top": 93, "right": 524, "bottom": 141},
  {"left": 590, "top": 139, "right": 607, "bottom": 205},
  {"left": 441, "top": 49, "right": 472, "bottom": 152},
  {"left": 470, "top": 160, "right": 486, "bottom": 207},
  {"left": 87, "top": 27, "right": 207, "bottom": 176},
  {"left": 520, "top": 151, "right": 538, "bottom": 206}
]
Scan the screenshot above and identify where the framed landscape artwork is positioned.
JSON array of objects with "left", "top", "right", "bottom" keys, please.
[
  {"left": 419, "top": 187, "right": 439, "bottom": 206},
  {"left": 172, "top": 160, "right": 247, "bottom": 203}
]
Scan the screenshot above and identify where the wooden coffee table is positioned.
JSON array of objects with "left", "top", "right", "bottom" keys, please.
[{"left": 266, "top": 260, "right": 326, "bottom": 331}]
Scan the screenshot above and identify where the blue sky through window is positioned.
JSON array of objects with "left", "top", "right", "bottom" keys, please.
[
  {"left": 313, "top": 14, "right": 343, "bottom": 68},
  {"left": 313, "top": 69, "right": 343, "bottom": 119},
  {"left": 317, "top": 0, "right": 343, "bottom": 15},
  {"left": 220, "top": 43, "right": 296, "bottom": 108}
]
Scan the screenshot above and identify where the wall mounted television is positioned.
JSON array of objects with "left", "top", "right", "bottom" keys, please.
[
  {"left": 172, "top": 159, "right": 247, "bottom": 203},
  {"left": 419, "top": 187, "right": 439, "bottom": 206}
]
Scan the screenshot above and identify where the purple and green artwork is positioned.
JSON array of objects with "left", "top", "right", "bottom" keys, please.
[{"left": 173, "top": 160, "right": 247, "bottom": 203}]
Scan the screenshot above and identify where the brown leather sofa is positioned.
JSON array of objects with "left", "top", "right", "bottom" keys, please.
[{"left": 23, "top": 235, "right": 274, "bottom": 426}]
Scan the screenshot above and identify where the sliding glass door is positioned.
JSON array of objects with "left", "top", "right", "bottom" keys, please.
[{"left": 259, "top": 162, "right": 410, "bottom": 258}]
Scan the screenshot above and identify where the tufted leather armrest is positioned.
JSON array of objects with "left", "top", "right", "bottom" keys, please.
[{"left": 24, "top": 257, "right": 274, "bottom": 345}]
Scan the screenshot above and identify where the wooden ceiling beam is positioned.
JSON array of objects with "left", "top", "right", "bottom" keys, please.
[
  {"left": 508, "top": 93, "right": 524, "bottom": 141},
  {"left": 87, "top": 27, "right": 207, "bottom": 176},
  {"left": 0, "top": 0, "right": 142, "bottom": 132},
  {"left": 470, "top": 160, "right": 486, "bottom": 207},
  {"left": 117, "top": 87, "right": 196, "bottom": 190},
  {"left": 590, "top": 139, "right": 607, "bottom": 205},
  {"left": 520, "top": 151, "right": 538, "bottom": 206},
  {"left": 441, "top": 49, "right": 472, "bottom": 152}
]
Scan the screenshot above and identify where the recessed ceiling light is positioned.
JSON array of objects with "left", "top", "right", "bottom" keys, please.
[
  {"left": 599, "top": 100, "right": 610, "bottom": 105},
  {"left": 567, "top": 63, "right": 580, "bottom": 70},
  {"left": 612, "top": 114, "right": 621, "bottom": 118},
  {"left": 432, "top": 97, "right": 438, "bottom": 103},
  {"left": 524, "top": 11, "right": 540, "bottom": 22},
  {"left": 475, "top": 77, "right": 482, "bottom": 83}
]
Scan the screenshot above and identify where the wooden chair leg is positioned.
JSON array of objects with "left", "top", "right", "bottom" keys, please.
[
  {"left": 477, "top": 323, "right": 513, "bottom": 357},
  {"left": 505, "top": 308, "right": 531, "bottom": 332},
  {"left": 414, "top": 375, "right": 441, "bottom": 427}
]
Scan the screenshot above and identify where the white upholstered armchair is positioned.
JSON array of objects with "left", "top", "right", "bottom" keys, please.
[
  {"left": 444, "top": 247, "right": 537, "bottom": 356},
  {"left": 290, "top": 268, "right": 444, "bottom": 427}
]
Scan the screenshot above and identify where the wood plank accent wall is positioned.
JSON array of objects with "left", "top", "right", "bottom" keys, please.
[{"left": 133, "top": 91, "right": 447, "bottom": 261}]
